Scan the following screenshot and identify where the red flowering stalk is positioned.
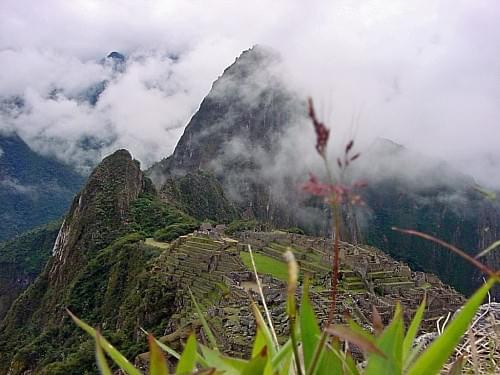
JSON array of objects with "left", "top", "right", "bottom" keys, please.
[
  {"left": 305, "top": 98, "right": 365, "bottom": 326},
  {"left": 303, "top": 173, "right": 367, "bottom": 206},
  {"left": 308, "top": 97, "right": 330, "bottom": 157}
]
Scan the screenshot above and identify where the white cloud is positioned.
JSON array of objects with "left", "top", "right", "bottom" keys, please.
[{"left": 0, "top": 0, "right": 499, "bottom": 186}]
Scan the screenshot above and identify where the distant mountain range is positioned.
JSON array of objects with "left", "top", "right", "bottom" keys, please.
[{"left": 0, "top": 133, "right": 84, "bottom": 242}]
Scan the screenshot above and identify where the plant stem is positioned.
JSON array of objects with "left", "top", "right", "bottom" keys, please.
[
  {"left": 323, "top": 156, "right": 342, "bottom": 326},
  {"left": 247, "top": 244, "right": 280, "bottom": 348},
  {"left": 391, "top": 227, "right": 498, "bottom": 277},
  {"left": 290, "top": 317, "right": 303, "bottom": 375},
  {"left": 307, "top": 331, "right": 328, "bottom": 375},
  {"left": 328, "top": 202, "right": 341, "bottom": 326}
]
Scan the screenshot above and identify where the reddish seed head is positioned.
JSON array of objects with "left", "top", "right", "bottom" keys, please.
[
  {"left": 345, "top": 140, "right": 354, "bottom": 154},
  {"left": 350, "top": 152, "right": 361, "bottom": 162},
  {"left": 308, "top": 98, "right": 330, "bottom": 157},
  {"left": 353, "top": 180, "right": 368, "bottom": 189},
  {"left": 302, "top": 175, "right": 367, "bottom": 207}
]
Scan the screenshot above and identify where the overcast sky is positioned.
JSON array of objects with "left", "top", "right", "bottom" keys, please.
[{"left": 0, "top": 0, "right": 499, "bottom": 186}]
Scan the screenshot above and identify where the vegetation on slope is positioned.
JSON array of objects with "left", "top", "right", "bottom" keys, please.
[
  {"left": 240, "top": 251, "right": 288, "bottom": 281},
  {"left": 0, "top": 221, "right": 60, "bottom": 319},
  {"left": 0, "top": 221, "right": 60, "bottom": 275},
  {"left": 130, "top": 193, "right": 198, "bottom": 237},
  {"left": 159, "top": 171, "right": 238, "bottom": 223},
  {"left": 0, "top": 196, "right": 193, "bottom": 374},
  {"left": 0, "top": 150, "right": 200, "bottom": 374},
  {"left": 0, "top": 134, "right": 84, "bottom": 241}
]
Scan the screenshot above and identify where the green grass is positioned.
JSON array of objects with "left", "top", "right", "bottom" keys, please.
[
  {"left": 240, "top": 251, "right": 288, "bottom": 281},
  {"left": 145, "top": 238, "right": 170, "bottom": 249}
]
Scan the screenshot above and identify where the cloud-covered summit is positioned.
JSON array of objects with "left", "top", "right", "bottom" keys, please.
[{"left": 0, "top": 0, "right": 499, "bottom": 186}]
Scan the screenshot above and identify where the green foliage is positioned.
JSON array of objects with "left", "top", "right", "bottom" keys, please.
[
  {"left": 68, "top": 310, "right": 141, "bottom": 375},
  {"left": 96, "top": 332, "right": 113, "bottom": 375},
  {"left": 0, "top": 228, "right": 177, "bottom": 373},
  {"left": 0, "top": 134, "right": 84, "bottom": 242},
  {"left": 0, "top": 221, "right": 61, "bottom": 318},
  {"left": 0, "top": 220, "right": 60, "bottom": 273},
  {"left": 175, "top": 334, "right": 197, "bottom": 374},
  {"left": 189, "top": 289, "right": 218, "bottom": 350},
  {"left": 131, "top": 194, "right": 197, "bottom": 237},
  {"left": 364, "top": 182, "right": 499, "bottom": 296},
  {"left": 131, "top": 194, "right": 198, "bottom": 243},
  {"left": 153, "top": 223, "right": 198, "bottom": 242},
  {"left": 282, "top": 227, "right": 306, "bottom": 235},
  {"left": 160, "top": 171, "right": 239, "bottom": 223},
  {"left": 240, "top": 251, "right": 289, "bottom": 281},
  {"left": 406, "top": 278, "right": 496, "bottom": 374},
  {"left": 226, "top": 219, "right": 260, "bottom": 235}
]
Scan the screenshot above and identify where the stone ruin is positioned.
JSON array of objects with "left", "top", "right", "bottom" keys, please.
[{"left": 143, "top": 230, "right": 466, "bottom": 361}]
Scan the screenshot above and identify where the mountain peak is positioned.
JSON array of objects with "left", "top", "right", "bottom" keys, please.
[
  {"left": 106, "top": 51, "right": 125, "bottom": 61},
  {"left": 148, "top": 45, "right": 300, "bottom": 186},
  {"left": 101, "top": 148, "right": 134, "bottom": 164},
  {"left": 49, "top": 148, "right": 146, "bottom": 285}
]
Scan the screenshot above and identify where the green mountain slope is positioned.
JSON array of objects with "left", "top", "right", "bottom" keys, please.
[
  {"left": 0, "top": 150, "right": 197, "bottom": 374},
  {"left": 0, "top": 133, "right": 84, "bottom": 241},
  {"left": 0, "top": 222, "right": 60, "bottom": 319},
  {"left": 159, "top": 170, "right": 238, "bottom": 223}
]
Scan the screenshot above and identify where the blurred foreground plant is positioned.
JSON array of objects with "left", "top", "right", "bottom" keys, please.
[{"left": 303, "top": 98, "right": 366, "bottom": 325}]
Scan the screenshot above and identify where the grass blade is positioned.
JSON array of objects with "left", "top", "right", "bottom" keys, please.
[
  {"left": 475, "top": 240, "right": 500, "bottom": 259},
  {"left": 326, "top": 326, "right": 385, "bottom": 358},
  {"left": 403, "top": 295, "right": 426, "bottom": 365},
  {"left": 68, "top": 309, "right": 141, "bottom": 375},
  {"left": 96, "top": 331, "right": 112, "bottom": 375},
  {"left": 408, "top": 278, "right": 496, "bottom": 375},
  {"left": 300, "top": 277, "right": 320, "bottom": 371},
  {"left": 271, "top": 339, "right": 292, "bottom": 370},
  {"left": 343, "top": 352, "right": 361, "bottom": 375},
  {"left": 284, "top": 250, "right": 302, "bottom": 375},
  {"left": 140, "top": 327, "right": 181, "bottom": 360},
  {"left": 189, "top": 288, "right": 218, "bottom": 351},
  {"left": 248, "top": 244, "right": 280, "bottom": 348},
  {"left": 149, "top": 334, "right": 169, "bottom": 375},
  {"left": 222, "top": 356, "right": 249, "bottom": 371},
  {"left": 371, "top": 305, "right": 384, "bottom": 336},
  {"left": 251, "top": 301, "right": 277, "bottom": 357},
  {"left": 242, "top": 346, "right": 269, "bottom": 375},
  {"left": 252, "top": 327, "right": 268, "bottom": 358},
  {"left": 447, "top": 355, "right": 464, "bottom": 375},
  {"left": 176, "top": 333, "right": 197, "bottom": 374},
  {"left": 365, "top": 304, "right": 404, "bottom": 375},
  {"left": 200, "top": 344, "right": 240, "bottom": 375}
]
